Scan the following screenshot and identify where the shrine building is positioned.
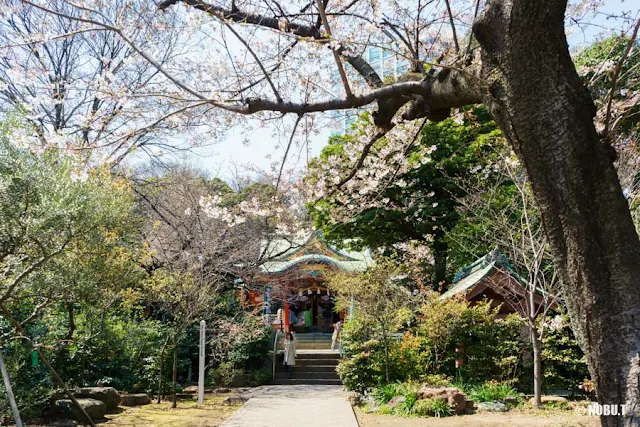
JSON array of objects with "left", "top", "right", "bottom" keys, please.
[{"left": 242, "top": 231, "right": 373, "bottom": 334}]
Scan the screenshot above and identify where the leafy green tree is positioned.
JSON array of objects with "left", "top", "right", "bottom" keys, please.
[
  {"left": 327, "top": 258, "right": 419, "bottom": 383},
  {"left": 0, "top": 130, "right": 141, "bottom": 423},
  {"left": 308, "top": 108, "right": 500, "bottom": 288}
]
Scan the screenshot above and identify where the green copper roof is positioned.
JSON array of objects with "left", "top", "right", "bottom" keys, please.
[
  {"left": 440, "top": 261, "right": 496, "bottom": 299},
  {"left": 441, "top": 251, "right": 550, "bottom": 300},
  {"left": 259, "top": 231, "right": 374, "bottom": 274}
]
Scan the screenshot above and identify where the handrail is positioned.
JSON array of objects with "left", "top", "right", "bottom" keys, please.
[{"left": 272, "top": 329, "right": 281, "bottom": 380}]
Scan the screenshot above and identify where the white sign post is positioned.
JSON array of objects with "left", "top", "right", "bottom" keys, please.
[
  {"left": 198, "top": 320, "right": 206, "bottom": 405},
  {"left": 0, "top": 351, "right": 23, "bottom": 427}
]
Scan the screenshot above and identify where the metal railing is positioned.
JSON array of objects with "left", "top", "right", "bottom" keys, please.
[{"left": 271, "top": 330, "right": 282, "bottom": 380}]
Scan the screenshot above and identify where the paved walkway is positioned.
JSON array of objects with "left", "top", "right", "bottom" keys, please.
[{"left": 221, "top": 385, "right": 358, "bottom": 427}]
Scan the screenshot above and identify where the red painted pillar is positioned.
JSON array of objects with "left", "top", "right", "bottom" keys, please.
[{"left": 283, "top": 296, "right": 290, "bottom": 333}]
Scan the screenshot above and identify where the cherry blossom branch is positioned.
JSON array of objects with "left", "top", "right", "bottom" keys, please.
[
  {"left": 210, "top": 72, "right": 481, "bottom": 119},
  {"left": 222, "top": 22, "right": 283, "bottom": 102},
  {"left": 0, "top": 27, "right": 109, "bottom": 49},
  {"left": 19, "top": 0, "right": 207, "bottom": 101},
  {"left": 327, "top": 128, "right": 390, "bottom": 198},
  {"left": 0, "top": 245, "right": 68, "bottom": 305},
  {"left": 22, "top": 0, "right": 481, "bottom": 129},
  {"left": 108, "top": 101, "right": 211, "bottom": 164},
  {"left": 157, "top": 0, "right": 383, "bottom": 88}
]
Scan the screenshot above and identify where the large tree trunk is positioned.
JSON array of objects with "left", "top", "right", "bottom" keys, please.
[{"left": 473, "top": 1, "right": 640, "bottom": 425}]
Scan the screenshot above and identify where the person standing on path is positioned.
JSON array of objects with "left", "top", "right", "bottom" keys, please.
[
  {"left": 283, "top": 332, "right": 296, "bottom": 378},
  {"left": 331, "top": 320, "right": 342, "bottom": 351}
]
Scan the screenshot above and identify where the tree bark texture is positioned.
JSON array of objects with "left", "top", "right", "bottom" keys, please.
[{"left": 473, "top": 1, "right": 640, "bottom": 425}]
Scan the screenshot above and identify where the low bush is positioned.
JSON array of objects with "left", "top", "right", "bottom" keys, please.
[
  {"left": 394, "top": 392, "right": 419, "bottom": 416},
  {"left": 207, "top": 361, "right": 237, "bottom": 387},
  {"left": 372, "top": 384, "right": 399, "bottom": 405},
  {"left": 375, "top": 404, "right": 394, "bottom": 415},
  {"left": 370, "top": 381, "right": 455, "bottom": 418},
  {"left": 245, "top": 367, "right": 272, "bottom": 386},
  {"left": 413, "top": 398, "right": 454, "bottom": 417},
  {"left": 337, "top": 336, "right": 387, "bottom": 393},
  {"left": 421, "top": 373, "right": 451, "bottom": 388},
  {"left": 469, "top": 381, "right": 521, "bottom": 403}
]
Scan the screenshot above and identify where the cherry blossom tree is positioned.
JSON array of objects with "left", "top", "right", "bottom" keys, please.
[
  {"left": 0, "top": 0, "right": 203, "bottom": 164},
  {"left": 133, "top": 163, "right": 305, "bottom": 406},
  {"left": 3, "top": 0, "right": 640, "bottom": 425}
]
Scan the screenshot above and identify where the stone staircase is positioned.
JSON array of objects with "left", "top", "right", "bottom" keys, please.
[
  {"left": 272, "top": 350, "right": 342, "bottom": 385},
  {"left": 290, "top": 332, "right": 333, "bottom": 349}
]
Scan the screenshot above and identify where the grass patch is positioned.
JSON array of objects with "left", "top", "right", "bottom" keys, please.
[
  {"left": 413, "top": 398, "right": 454, "bottom": 418},
  {"left": 104, "top": 394, "right": 241, "bottom": 427},
  {"left": 469, "top": 382, "right": 521, "bottom": 403}
]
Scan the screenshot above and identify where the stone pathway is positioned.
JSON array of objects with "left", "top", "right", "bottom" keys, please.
[{"left": 221, "top": 385, "right": 358, "bottom": 427}]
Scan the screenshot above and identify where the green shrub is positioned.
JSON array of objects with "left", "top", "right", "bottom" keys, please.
[
  {"left": 337, "top": 336, "right": 387, "bottom": 393},
  {"left": 207, "top": 361, "right": 236, "bottom": 387},
  {"left": 421, "top": 374, "right": 451, "bottom": 388},
  {"left": 469, "top": 381, "right": 521, "bottom": 402},
  {"left": 227, "top": 320, "right": 273, "bottom": 371},
  {"left": 541, "top": 312, "right": 590, "bottom": 395},
  {"left": 375, "top": 404, "right": 395, "bottom": 415},
  {"left": 394, "top": 392, "right": 419, "bottom": 417},
  {"left": 339, "top": 294, "right": 529, "bottom": 393},
  {"left": 413, "top": 398, "right": 454, "bottom": 417},
  {"left": 246, "top": 368, "right": 272, "bottom": 386},
  {"left": 372, "top": 384, "right": 399, "bottom": 404}
]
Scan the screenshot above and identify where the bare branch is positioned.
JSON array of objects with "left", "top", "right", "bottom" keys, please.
[
  {"left": 444, "top": 0, "right": 460, "bottom": 53},
  {"left": 316, "top": 0, "right": 353, "bottom": 99},
  {"left": 222, "top": 22, "right": 283, "bottom": 102},
  {"left": 276, "top": 114, "right": 303, "bottom": 191}
]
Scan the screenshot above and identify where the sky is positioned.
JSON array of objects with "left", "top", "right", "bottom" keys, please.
[{"left": 167, "top": 0, "right": 636, "bottom": 182}]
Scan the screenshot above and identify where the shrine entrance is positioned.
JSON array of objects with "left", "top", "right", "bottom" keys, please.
[
  {"left": 244, "top": 232, "right": 373, "bottom": 333},
  {"left": 287, "top": 287, "right": 339, "bottom": 333}
]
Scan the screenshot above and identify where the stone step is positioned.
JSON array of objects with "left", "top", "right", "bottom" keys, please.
[
  {"left": 276, "top": 365, "right": 338, "bottom": 373},
  {"left": 296, "top": 358, "right": 339, "bottom": 366},
  {"left": 293, "top": 332, "right": 333, "bottom": 339},
  {"left": 269, "top": 378, "right": 343, "bottom": 386},
  {"left": 282, "top": 342, "right": 332, "bottom": 350},
  {"left": 275, "top": 372, "right": 340, "bottom": 380},
  {"left": 296, "top": 352, "right": 339, "bottom": 360}
]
